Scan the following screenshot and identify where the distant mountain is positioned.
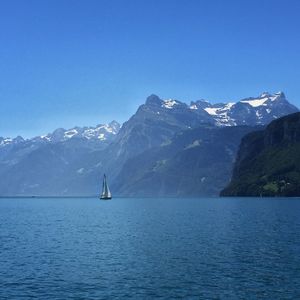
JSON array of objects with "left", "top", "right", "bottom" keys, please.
[
  {"left": 191, "top": 91, "right": 298, "bottom": 126},
  {"left": 113, "top": 125, "right": 259, "bottom": 197},
  {"left": 0, "top": 121, "right": 120, "bottom": 164},
  {"left": 221, "top": 112, "right": 300, "bottom": 197},
  {"left": 0, "top": 121, "right": 120, "bottom": 196},
  {"left": 0, "top": 91, "right": 298, "bottom": 196},
  {"left": 42, "top": 120, "right": 121, "bottom": 143},
  {"left": 0, "top": 121, "right": 120, "bottom": 147}
]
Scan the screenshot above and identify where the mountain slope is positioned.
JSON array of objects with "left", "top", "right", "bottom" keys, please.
[
  {"left": 87, "top": 94, "right": 215, "bottom": 181},
  {"left": 221, "top": 112, "right": 300, "bottom": 197},
  {"left": 113, "top": 125, "right": 259, "bottom": 197}
]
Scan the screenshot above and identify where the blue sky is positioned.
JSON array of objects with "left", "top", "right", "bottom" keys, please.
[{"left": 1, "top": 0, "right": 300, "bottom": 138}]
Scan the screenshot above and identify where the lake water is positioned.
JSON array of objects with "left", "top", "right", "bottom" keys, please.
[{"left": 0, "top": 197, "right": 299, "bottom": 299}]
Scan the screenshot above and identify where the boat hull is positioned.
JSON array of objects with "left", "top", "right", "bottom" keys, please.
[{"left": 100, "top": 196, "right": 112, "bottom": 200}]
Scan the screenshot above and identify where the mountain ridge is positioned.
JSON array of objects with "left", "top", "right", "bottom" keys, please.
[
  {"left": 1, "top": 91, "right": 298, "bottom": 145},
  {"left": 0, "top": 120, "right": 120, "bottom": 147},
  {"left": 0, "top": 91, "right": 298, "bottom": 196}
]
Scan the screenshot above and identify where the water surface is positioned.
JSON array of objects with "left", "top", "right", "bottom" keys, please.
[{"left": 0, "top": 197, "right": 300, "bottom": 299}]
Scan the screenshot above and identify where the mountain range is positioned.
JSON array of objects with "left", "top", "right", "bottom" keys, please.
[
  {"left": 0, "top": 91, "right": 298, "bottom": 196},
  {"left": 0, "top": 121, "right": 120, "bottom": 147}
]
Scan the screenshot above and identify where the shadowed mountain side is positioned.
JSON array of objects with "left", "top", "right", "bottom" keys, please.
[
  {"left": 113, "top": 125, "right": 259, "bottom": 197},
  {"left": 221, "top": 112, "right": 300, "bottom": 196}
]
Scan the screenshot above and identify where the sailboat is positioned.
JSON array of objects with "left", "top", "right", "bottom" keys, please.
[{"left": 100, "top": 174, "right": 112, "bottom": 200}]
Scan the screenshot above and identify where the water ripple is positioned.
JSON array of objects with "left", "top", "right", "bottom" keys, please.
[{"left": 0, "top": 197, "right": 300, "bottom": 299}]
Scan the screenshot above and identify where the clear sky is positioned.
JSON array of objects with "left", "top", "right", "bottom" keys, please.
[{"left": 1, "top": 0, "right": 300, "bottom": 138}]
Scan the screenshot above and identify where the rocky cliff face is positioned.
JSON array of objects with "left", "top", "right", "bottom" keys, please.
[
  {"left": 263, "top": 112, "right": 300, "bottom": 146},
  {"left": 221, "top": 112, "right": 300, "bottom": 197}
]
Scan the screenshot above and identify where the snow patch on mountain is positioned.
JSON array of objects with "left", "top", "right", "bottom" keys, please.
[
  {"left": 204, "top": 103, "right": 234, "bottom": 116},
  {"left": 202, "top": 102, "right": 236, "bottom": 125},
  {"left": 240, "top": 97, "right": 269, "bottom": 107},
  {"left": 64, "top": 129, "right": 78, "bottom": 139},
  {"left": 0, "top": 138, "right": 13, "bottom": 146},
  {"left": 162, "top": 99, "right": 179, "bottom": 109},
  {"left": 190, "top": 104, "right": 198, "bottom": 110},
  {"left": 204, "top": 107, "right": 218, "bottom": 115},
  {"left": 240, "top": 92, "right": 284, "bottom": 107},
  {"left": 0, "top": 136, "right": 24, "bottom": 148}
]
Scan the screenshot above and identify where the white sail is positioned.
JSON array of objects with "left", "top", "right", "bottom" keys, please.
[{"left": 101, "top": 174, "right": 112, "bottom": 199}]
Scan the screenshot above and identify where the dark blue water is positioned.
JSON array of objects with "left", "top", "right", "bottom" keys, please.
[{"left": 0, "top": 197, "right": 300, "bottom": 299}]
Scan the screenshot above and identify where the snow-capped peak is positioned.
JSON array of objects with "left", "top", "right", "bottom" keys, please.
[
  {"left": 0, "top": 121, "right": 121, "bottom": 148},
  {"left": 189, "top": 91, "right": 296, "bottom": 126},
  {"left": 275, "top": 91, "right": 284, "bottom": 96},
  {"left": 162, "top": 99, "right": 179, "bottom": 109},
  {"left": 189, "top": 99, "right": 210, "bottom": 110},
  {"left": 0, "top": 138, "right": 13, "bottom": 146},
  {"left": 81, "top": 123, "right": 119, "bottom": 140},
  {"left": 260, "top": 92, "right": 271, "bottom": 98},
  {"left": 270, "top": 91, "right": 285, "bottom": 102},
  {"left": 64, "top": 129, "right": 78, "bottom": 139},
  {"left": 0, "top": 136, "right": 25, "bottom": 147},
  {"left": 204, "top": 102, "right": 236, "bottom": 126},
  {"left": 240, "top": 92, "right": 287, "bottom": 108},
  {"left": 42, "top": 121, "right": 121, "bottom": 142}
]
